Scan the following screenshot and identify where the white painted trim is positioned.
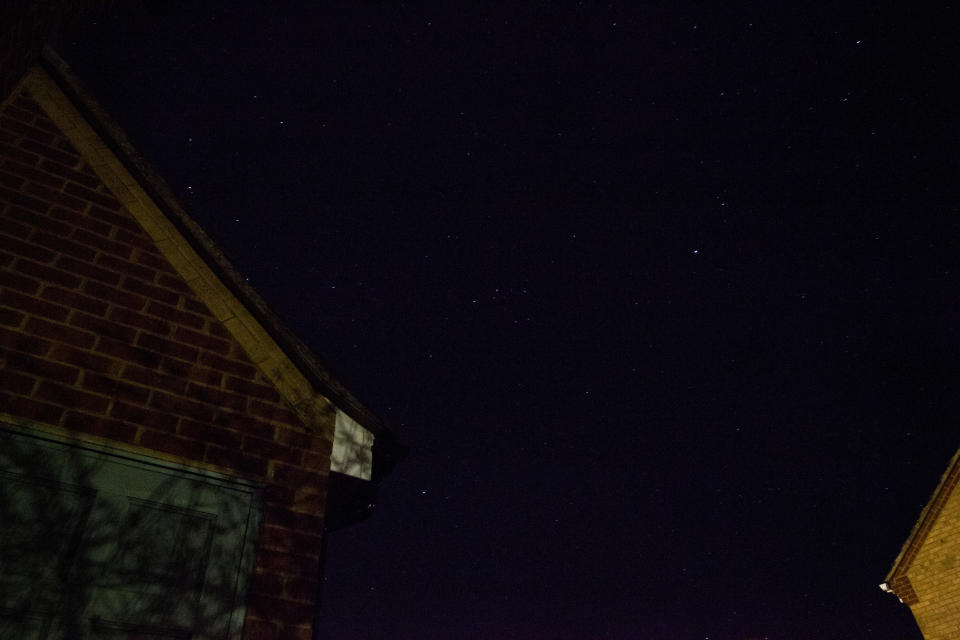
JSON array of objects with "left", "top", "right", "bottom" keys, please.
[{"left": 331, "top": 409, "right": 374, "bottom": 481}]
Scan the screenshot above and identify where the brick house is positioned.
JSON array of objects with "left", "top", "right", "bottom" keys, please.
[
  {"left": 0, "top": 48, "right": 402, "bottom": 639},
  {"left": 881, "top": 449, "right": 960, "bottom": 639}
]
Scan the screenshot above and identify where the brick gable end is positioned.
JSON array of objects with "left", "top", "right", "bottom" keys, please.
[{"left": 1, "top": 87, "right": 332, "bottom": 640}]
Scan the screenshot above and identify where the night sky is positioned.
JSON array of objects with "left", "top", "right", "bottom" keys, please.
[{"left": 55, "top": 2, "right": 958, "bottom": 638}]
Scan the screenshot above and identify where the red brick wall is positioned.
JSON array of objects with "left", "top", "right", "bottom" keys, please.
[{"left": 1, "top": 87, "right": 331, "bottom": 640}]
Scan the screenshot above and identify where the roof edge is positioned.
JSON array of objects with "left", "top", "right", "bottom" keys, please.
[
  {"left": 37, "top": 46, "right": 388, "bottom": 436},
  {"left": 884, "top": 446, "right": 960, "bottom": 583}
]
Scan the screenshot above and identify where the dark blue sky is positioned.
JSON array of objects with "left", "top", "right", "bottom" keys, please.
[{"left": 59, "top": 2, "right": 957, "bottom": 637}]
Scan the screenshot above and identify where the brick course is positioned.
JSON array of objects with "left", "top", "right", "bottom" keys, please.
[
  {"left": 901, "top": 488, "right": 960, "bottom": 637},
  {"left": 886, "top": 454, "right": 960, "bottom": 638},
  {"left": 1, "top": 88, "right": 333, "bottom": 640}
]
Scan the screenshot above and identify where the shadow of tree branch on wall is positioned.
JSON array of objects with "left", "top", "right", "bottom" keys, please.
[{"left": 0, "top": 426, "right": 260, "bottom": 640}]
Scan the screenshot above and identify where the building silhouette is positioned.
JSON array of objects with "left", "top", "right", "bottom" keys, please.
[
  {"left": 1, "top": 42, "right": 402, "bottom": 639},
  {"left": 882, "top": 449, "right": 960, "bottom": 639}
]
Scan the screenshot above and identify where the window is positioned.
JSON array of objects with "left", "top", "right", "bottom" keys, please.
[{"left": 0, "top": 425, "right": 260, "bottom": 640}]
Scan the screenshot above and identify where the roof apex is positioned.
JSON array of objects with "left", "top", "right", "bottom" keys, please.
[{"left": 33, "top": 46, "right": 390, "bottom": 437}]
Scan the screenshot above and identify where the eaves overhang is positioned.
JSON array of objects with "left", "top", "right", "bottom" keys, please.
[
  {"left": 881, "top": 446, "right": 960, "bottom": 602},
  {"left": 31, "top": 46, "right": 405, "bottom": 489}
]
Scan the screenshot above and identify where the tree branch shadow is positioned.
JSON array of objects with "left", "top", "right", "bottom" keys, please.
[{"left": 0, "top": 426, "right": 258, "bottom": 640}]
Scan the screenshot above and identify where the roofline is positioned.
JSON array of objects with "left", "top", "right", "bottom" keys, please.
[
  {"left": 38, "top": 46, "right": 390, "bottom": 437},
  {"left": 884, "top": 446, "right": 960, "bottom": 583}
]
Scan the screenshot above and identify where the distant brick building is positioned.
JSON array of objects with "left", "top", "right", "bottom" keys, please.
[
  {"left": 0, "top": 49, "right": 401, "bottom": 639},
  {"left": 881, "top": 449, "right": 960, "bottom": 639}
]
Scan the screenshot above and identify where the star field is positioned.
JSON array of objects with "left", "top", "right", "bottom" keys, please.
[{"left": 56, "top": 1, "right": 960, "bottom": 638}]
